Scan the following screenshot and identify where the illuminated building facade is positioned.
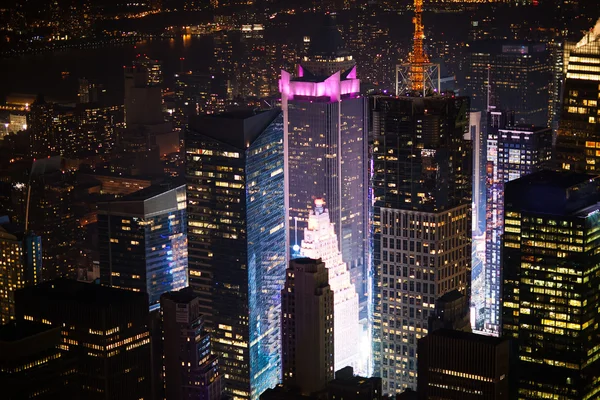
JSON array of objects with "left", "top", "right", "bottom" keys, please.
[
  {"left": 465, "top": 41, "right": 551, "bottom": 126},
  {"left": 0, "top": 225, "right": 41, "bottom": 325},
  {"left": 280, "top": 14, "right": 368, "bottom": 310},
  {"left": 502, "top": 171, "right": 600, "bottom": 399},
  {"left": 28, "top": 94, "right": 56, "bottom": 158},
  {"left": 300, "top": 199, "right": 360, "bottom": 373},
  {"left": 186, "top": 109, "right": 286, "bottom": 400},
  {"left": 281, "top": 258, "right": 334, "bottom": 395},
  {"left": 98, "top": 183, "right": 189, "bottom": 311},
  {"left": 417, "top": 329, "right": 511, "bottom": 399},
  {"left": 15, "top": 279, "right": 152, "bottom": 400},
  {"left": 479, "top": 125, "right": 552, "bottom": 335},
  {"left": 555, "top": 30, "right": 600, "bottom": 173},
  {"left": 161, "top": 287, "right": 222, "bottom": 400},
  {"left": 371, "top": 94, "right": 471, "bottom": 394}
]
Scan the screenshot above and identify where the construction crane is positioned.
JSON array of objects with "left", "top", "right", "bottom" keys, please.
[{"left": 408, "top": 0, "right": 429, "bottom": 92}]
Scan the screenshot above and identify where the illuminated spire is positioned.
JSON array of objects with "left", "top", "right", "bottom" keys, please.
[{"left": 409, "top": 0, "right": 429, "bottom": 92}]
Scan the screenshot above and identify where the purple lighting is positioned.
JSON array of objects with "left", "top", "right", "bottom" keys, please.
[{"left": 279, "top": 70, "right": 360, "bottom": 103}]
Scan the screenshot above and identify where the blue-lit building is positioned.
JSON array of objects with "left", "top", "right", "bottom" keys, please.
[
  {"left": 186, "top": 109, "right": 286, "bottom": 400},
  {"left": 98, "top": 182, "right": 189, "bottom": 311},
  {"left": 481, "top": 124, "right": 551, "bottom": 335}
]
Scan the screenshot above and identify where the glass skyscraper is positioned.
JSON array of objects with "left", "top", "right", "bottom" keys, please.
[
  {"left": 479, "top": 124, "right": 552, "bottom": 335},
  {"left": 98, "top": 183, "right": 189, "bottom": 311},
  {"left": 280, "top": 15, "right": 368, "bottom": 311},
  {"left": 186, "top": 109, "right": 286, "bottom": 400}
]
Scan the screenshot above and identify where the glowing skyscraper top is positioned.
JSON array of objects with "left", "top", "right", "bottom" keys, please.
[{"left": 301, "top": 199, "right": 360, "bottom": 373}]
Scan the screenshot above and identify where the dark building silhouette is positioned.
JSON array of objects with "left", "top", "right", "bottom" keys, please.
[
  {"left": 464, "top": 40, "right": 551, "bottom": 126},
  {"left": 161, "top": 287, "right": 222, "bottom": 400},
  {"left": 428, "top": 290, "right": 471, "bottom": 333},
  {"left": 502, "top": 170, "right": 600, "bottom": 399},
  {"left": 282, "top": 258, "right": 334, "bottom": 396},
  {"left": 0, "top": 320, "right": 77, "bottom": 399},
  {"left": 417, "top": 329, "right": 511, "bottom": 400},
  {"left": 14, "top": 279, "right": 152, "bottom": 400},
  {"left": 327, "top": 367, "right": 382, "bottom": 400}
]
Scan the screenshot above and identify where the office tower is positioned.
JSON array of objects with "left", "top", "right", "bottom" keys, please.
[
  {"left": 300, "top": 199, "right": 360, "bottom": 373},
  {"left": 555, "top": 29, "right": 600, "bottom": 173},
  {"left": 281, "top": 258, "right": 334, "bottom": 395},
  {"left": 465, "top": 40, "right": 551, "bottom": 126},
  {"left": 502, "top": 170, "right": 600, "bottom": 399},
  {"left": 371, "top": 93, "right": 471, "bottom": 394},
  {"left": 327, "top": 367, "right": 383, "bottom": 400},
  {"left": 186, "top": 109, "right": 286, "bottom": 400},
  {"left": 27, "top": 94, "right": 56, "bottom": 158},
  {"left": 161, "top": 287, "right": 222, "bottom": 400},
  {"left": 15, "top": 279, "right": 152, "bottom": 400},
  {"left": 478, "top": 124, "right": 552, "bottom": 335},
  {"left": 280, "top": 14, "right": 368, "bottom": 310},
  {"left": 417, "top": 329, "right": 511, "bottom": 400},
  {"left": 427, "top": 290, "right": 471, "bottom": 333},
  {"left": 98, "top": 182, "right": 188, "bottom": 311},
  {"left": 0, "top": 224, "right": 41, "bottom": 324},
  {"left": 470, "top": 111, "right": 485, "bottom": 236},
  {"left": 0, "top": 320, "right": 77, "bottom": 399}
]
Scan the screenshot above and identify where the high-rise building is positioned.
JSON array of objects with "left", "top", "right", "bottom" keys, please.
[
  {"left": 280, "top": 14, "right": 368, "bottom": 312},
  {"left": 327, "top": 367, "right": 383, "bottom": 400},
  {"left": 555, "top": 29, "right": 600, "bottom": 173},
  {"left": 371, "top": 93, "right": 471, "bottom": 394},
  {"left": 161, "top": 287, "right": 222, "bottom": 400},
  {"left": 98, "top": 182, "right": 189, "bottom": 311},
  {"left": 0, "top": 320, "right": 78, "bottom": 399},
  {"left": 417, "top": 329, "right": 511, "bottom": 400},
  {"left": 427, "top": 290, "right": 471, "bottom": 333},
  {"left": 27, "top": 94, "right": 56, "bottom": 158},
  {"left": 502, "top": 170, "right": 600, "bottom": 399},
  {"left": 465, "top": 40, "right": 551, "bottom": 126},
  {"left": 0, "top": 224, "right": 41, "bottom": 325},
  {"left": 300, "top": 199, "right": 360, "bottom": 373},
  {"left": 186, "top": 109, "right": 286, "bottom": 400},
  {"left": 15, "top": 279, "right": 152, "bottom": 400},
  {"left": 124, "top": 59, "right": 164, "bottom": 127},
  {"left": 281, "top": 258, "right": 334, "bottom": 395},
  {"left": 478, "top": 124, "right": 552, "bottom": 335}
]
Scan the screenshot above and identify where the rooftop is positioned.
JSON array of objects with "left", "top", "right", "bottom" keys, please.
[
  {"left": 17, "top": 278, "right": 147, "bottom": 307},
  {"left": 509, "top": 170, "right": 595, "bottom": 189},
  {"left": 160, "top": 286, "right": 198, "bottom": 304},
  {"left": 0, "top": 320, "right": 56, "bottom": 343},
  {"left": 428, "top": 328, "right": 507, "bottom": 346}
]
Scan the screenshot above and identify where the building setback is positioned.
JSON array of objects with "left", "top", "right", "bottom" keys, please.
[
  {"left": 186, "top": 109, "right": 286, "bottom": 400},
  {"left": 502, "top": 170, "right": 600, "bottom": 399},
  {"left": 371, "top": 94, "right": 471, "bottom": 393}
]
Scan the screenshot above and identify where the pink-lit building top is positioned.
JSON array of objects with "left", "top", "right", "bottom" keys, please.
[{"left": 279, "top": 66, "right": 360, "bottom": 103}]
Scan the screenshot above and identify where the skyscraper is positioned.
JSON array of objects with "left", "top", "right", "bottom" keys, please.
[
  {"left": 186, "top": 109, "right": 286, "bottom": 400},
  {"left": 555, "top": 29, "right": 600, "bottom": 173},
  {"left": 280, "top": 14, "right": 368, "bottom": 310},
  {"left": 98, "top": 182, "right": 189, "bottom": 311},
  {"left": 0, "top": 223, "right": 41, "bottom": 325},
  {"left": 371, "top": 93, "right": 471, "bottom": 394},
  {"left": 161, "top": 287, "right": 222, "bottom": 400},
  {"left": 15, "top": 279, "right": 152, "bottom": 400},
  {"left": 27, "top": 94, "right": 55, "bottom": 158},
  {"left": 300, "top": 199, "right": 360, "bottom": 373},
  {"left": 502, "top": 170, "right": 600, "bottom": 399},
  {"left": 465, "top": 40, "right": 551, "bottom": 126},
  {"left": 478, "top": 124, "right": 552, "bottom": 335},
  {"left": 281, "top": 258, "right": 334, "bottom": 395}
]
